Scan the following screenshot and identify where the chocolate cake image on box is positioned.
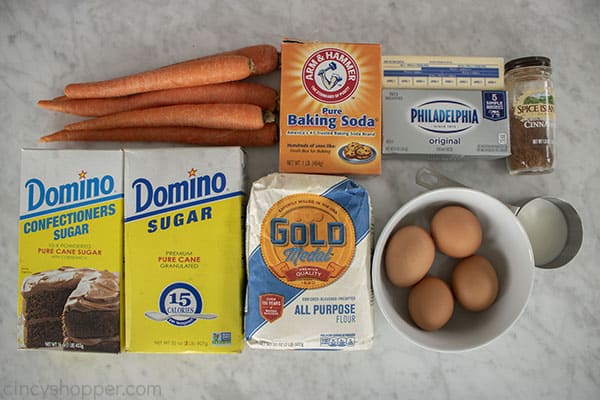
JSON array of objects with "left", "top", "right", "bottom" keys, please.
[
  {"left": 63, "top": 270, "right": 120, "bottom": 352},
  {"left": 21, "top": 267, "right": 120, "bottom": 352}
]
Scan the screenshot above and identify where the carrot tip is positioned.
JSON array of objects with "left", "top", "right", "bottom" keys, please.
[{"left": 37, "top": 100, "right": 58, "bottom": 111}]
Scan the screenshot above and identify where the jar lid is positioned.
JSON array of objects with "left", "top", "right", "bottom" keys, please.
[{"left": 505, "top": 56, "right": 551, "bottom": 72}]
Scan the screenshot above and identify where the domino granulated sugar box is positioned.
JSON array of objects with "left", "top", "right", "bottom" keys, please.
[{"left": 124, "top": 147, "right": 245, "bottom": 353}]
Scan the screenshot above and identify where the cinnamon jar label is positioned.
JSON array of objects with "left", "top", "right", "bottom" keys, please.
[{"left": 514, "top": 89, "right": 556, "bottom": 126}]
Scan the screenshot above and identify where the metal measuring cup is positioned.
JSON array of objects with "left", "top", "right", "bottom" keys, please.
[{"left": 415, "top": 167, "right": 583, "bottom": 269}]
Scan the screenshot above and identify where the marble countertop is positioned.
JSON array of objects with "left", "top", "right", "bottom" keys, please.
[{"left": 1, "top": 0, "right": 599, "bottom": 399}]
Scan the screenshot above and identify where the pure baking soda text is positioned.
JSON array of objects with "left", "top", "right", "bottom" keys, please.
[{"left": 279, "top": 41, "right": 382, "bottom": 175}]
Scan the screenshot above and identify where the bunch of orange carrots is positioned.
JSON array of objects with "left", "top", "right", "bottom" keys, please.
[{"left": 38, "top": 44, "right": 280, "bottom": 146}]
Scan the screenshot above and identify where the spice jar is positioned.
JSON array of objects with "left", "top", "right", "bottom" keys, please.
[{"left": 505, "top": 56, "right": 556, "bottom": 174}]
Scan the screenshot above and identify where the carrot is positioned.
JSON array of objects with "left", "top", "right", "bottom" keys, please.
[
  {"left": 39, "top": 123, "right": 278, "bottom": 146},
  {"left": 228, "top": 44, "right": 279, "bottom": 75},
  {"left": 64, "top": 54, "right": 254, "bottom": 99},
  {"left": 38, "top": 82, "right": 278, "bottom": 117},
  {"left": 63, "top": 104, "right": 270, "bottom": 131},
  {"left": 171, "top": 45, "right": 279, "bottom": 76}
]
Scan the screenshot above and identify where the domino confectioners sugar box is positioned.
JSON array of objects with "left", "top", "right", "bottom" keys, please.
[{"left": 18, "top": 149, "right": 123, "bottom": 353}]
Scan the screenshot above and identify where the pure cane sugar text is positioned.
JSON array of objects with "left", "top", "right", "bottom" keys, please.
[{"left": 279, "top": 41, "right": 382, "bottom": 175}]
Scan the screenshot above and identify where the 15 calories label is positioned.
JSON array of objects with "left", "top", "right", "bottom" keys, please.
[
  {"left": 158, "top": 282, "right": 203, "bottom": 327},
  {"left": 259, "top": 193, "right": 356, "bottom": 290}
]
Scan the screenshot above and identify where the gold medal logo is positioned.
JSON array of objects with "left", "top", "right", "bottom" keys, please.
[{"left": 260, "top": 194, "right": 355, "bottom": 289}]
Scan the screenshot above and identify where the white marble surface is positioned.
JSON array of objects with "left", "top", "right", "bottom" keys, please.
[{"left": 1, "top": 0, "right": 599, "bottom": 399}]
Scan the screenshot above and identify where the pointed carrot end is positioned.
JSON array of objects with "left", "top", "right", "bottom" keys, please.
[
  {"left": 39, "top": 130, "right": 64, "bottom": 142},
  {"left": 37, "top": 99, "right": 63, "bottom": 112}
]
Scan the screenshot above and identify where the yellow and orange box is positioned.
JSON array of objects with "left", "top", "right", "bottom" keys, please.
[{"left": 279, "top": 41, "right": 382, "bottom": 175}]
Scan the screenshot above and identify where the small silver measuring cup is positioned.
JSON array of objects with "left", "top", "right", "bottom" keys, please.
[{"left": 415, "top": 167, "right": 583, "bottom": 269}]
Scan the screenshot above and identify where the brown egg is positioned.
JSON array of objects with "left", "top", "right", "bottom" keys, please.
[
  {"left": 452, "top": 255, "right": 499, "bottom": 312},
  {"left": 385, "top": 225, "right": 436, "bottom": 287},
  {"left": 408, "top": 276, "right": 454, "bottom": 331},
  {"left": 431, "top": 205, "right": 482, "bottom": 258}
]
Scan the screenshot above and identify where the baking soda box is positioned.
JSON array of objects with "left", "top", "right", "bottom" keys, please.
[
  {"left": 279, "top": 41, "right": 382, "bottom": 175},
  {"left": 124, "top": 147, "right": 245, "bottom": 353},
  {"left": 18, "top": 149, "right": 123, "bottom": 352}
]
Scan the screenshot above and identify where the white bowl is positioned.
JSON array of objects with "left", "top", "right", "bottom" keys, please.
[{"left": 372, "top": 188, "right": 535, "bottom": 352}]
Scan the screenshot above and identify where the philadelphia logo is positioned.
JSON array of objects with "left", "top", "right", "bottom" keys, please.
[
  {"left": 132, "top": 169, "right": 226, "bottom": 213},
  {"left": 25, "top": 171, "right": 114, "bottom": 211},
  {"left": 410, "top": 100, "right": 479, "bottom": 134},
  {"left": 302, "top": 48, "right": 359, "bottom": 104}
]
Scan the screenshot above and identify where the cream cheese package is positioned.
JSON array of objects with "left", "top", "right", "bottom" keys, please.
[
  {"left": 18, "top": 149, "right": 123, "bottom": 352},
  {"left": 383, "top": 89, "right": 510, "bottom": 159},
  {"left": 124, "top": 147, "right": 245, "bottom": 353},
  {"left": 245, "top": 173, "right": 374, "bottom": 350}
]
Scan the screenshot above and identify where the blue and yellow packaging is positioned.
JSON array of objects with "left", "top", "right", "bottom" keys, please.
[
  {"left": 124, "top": 147, "right": 245, "bottom": 353},
  {"left": 18, "top": 149, "right": 123, "bottom": 352}
]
